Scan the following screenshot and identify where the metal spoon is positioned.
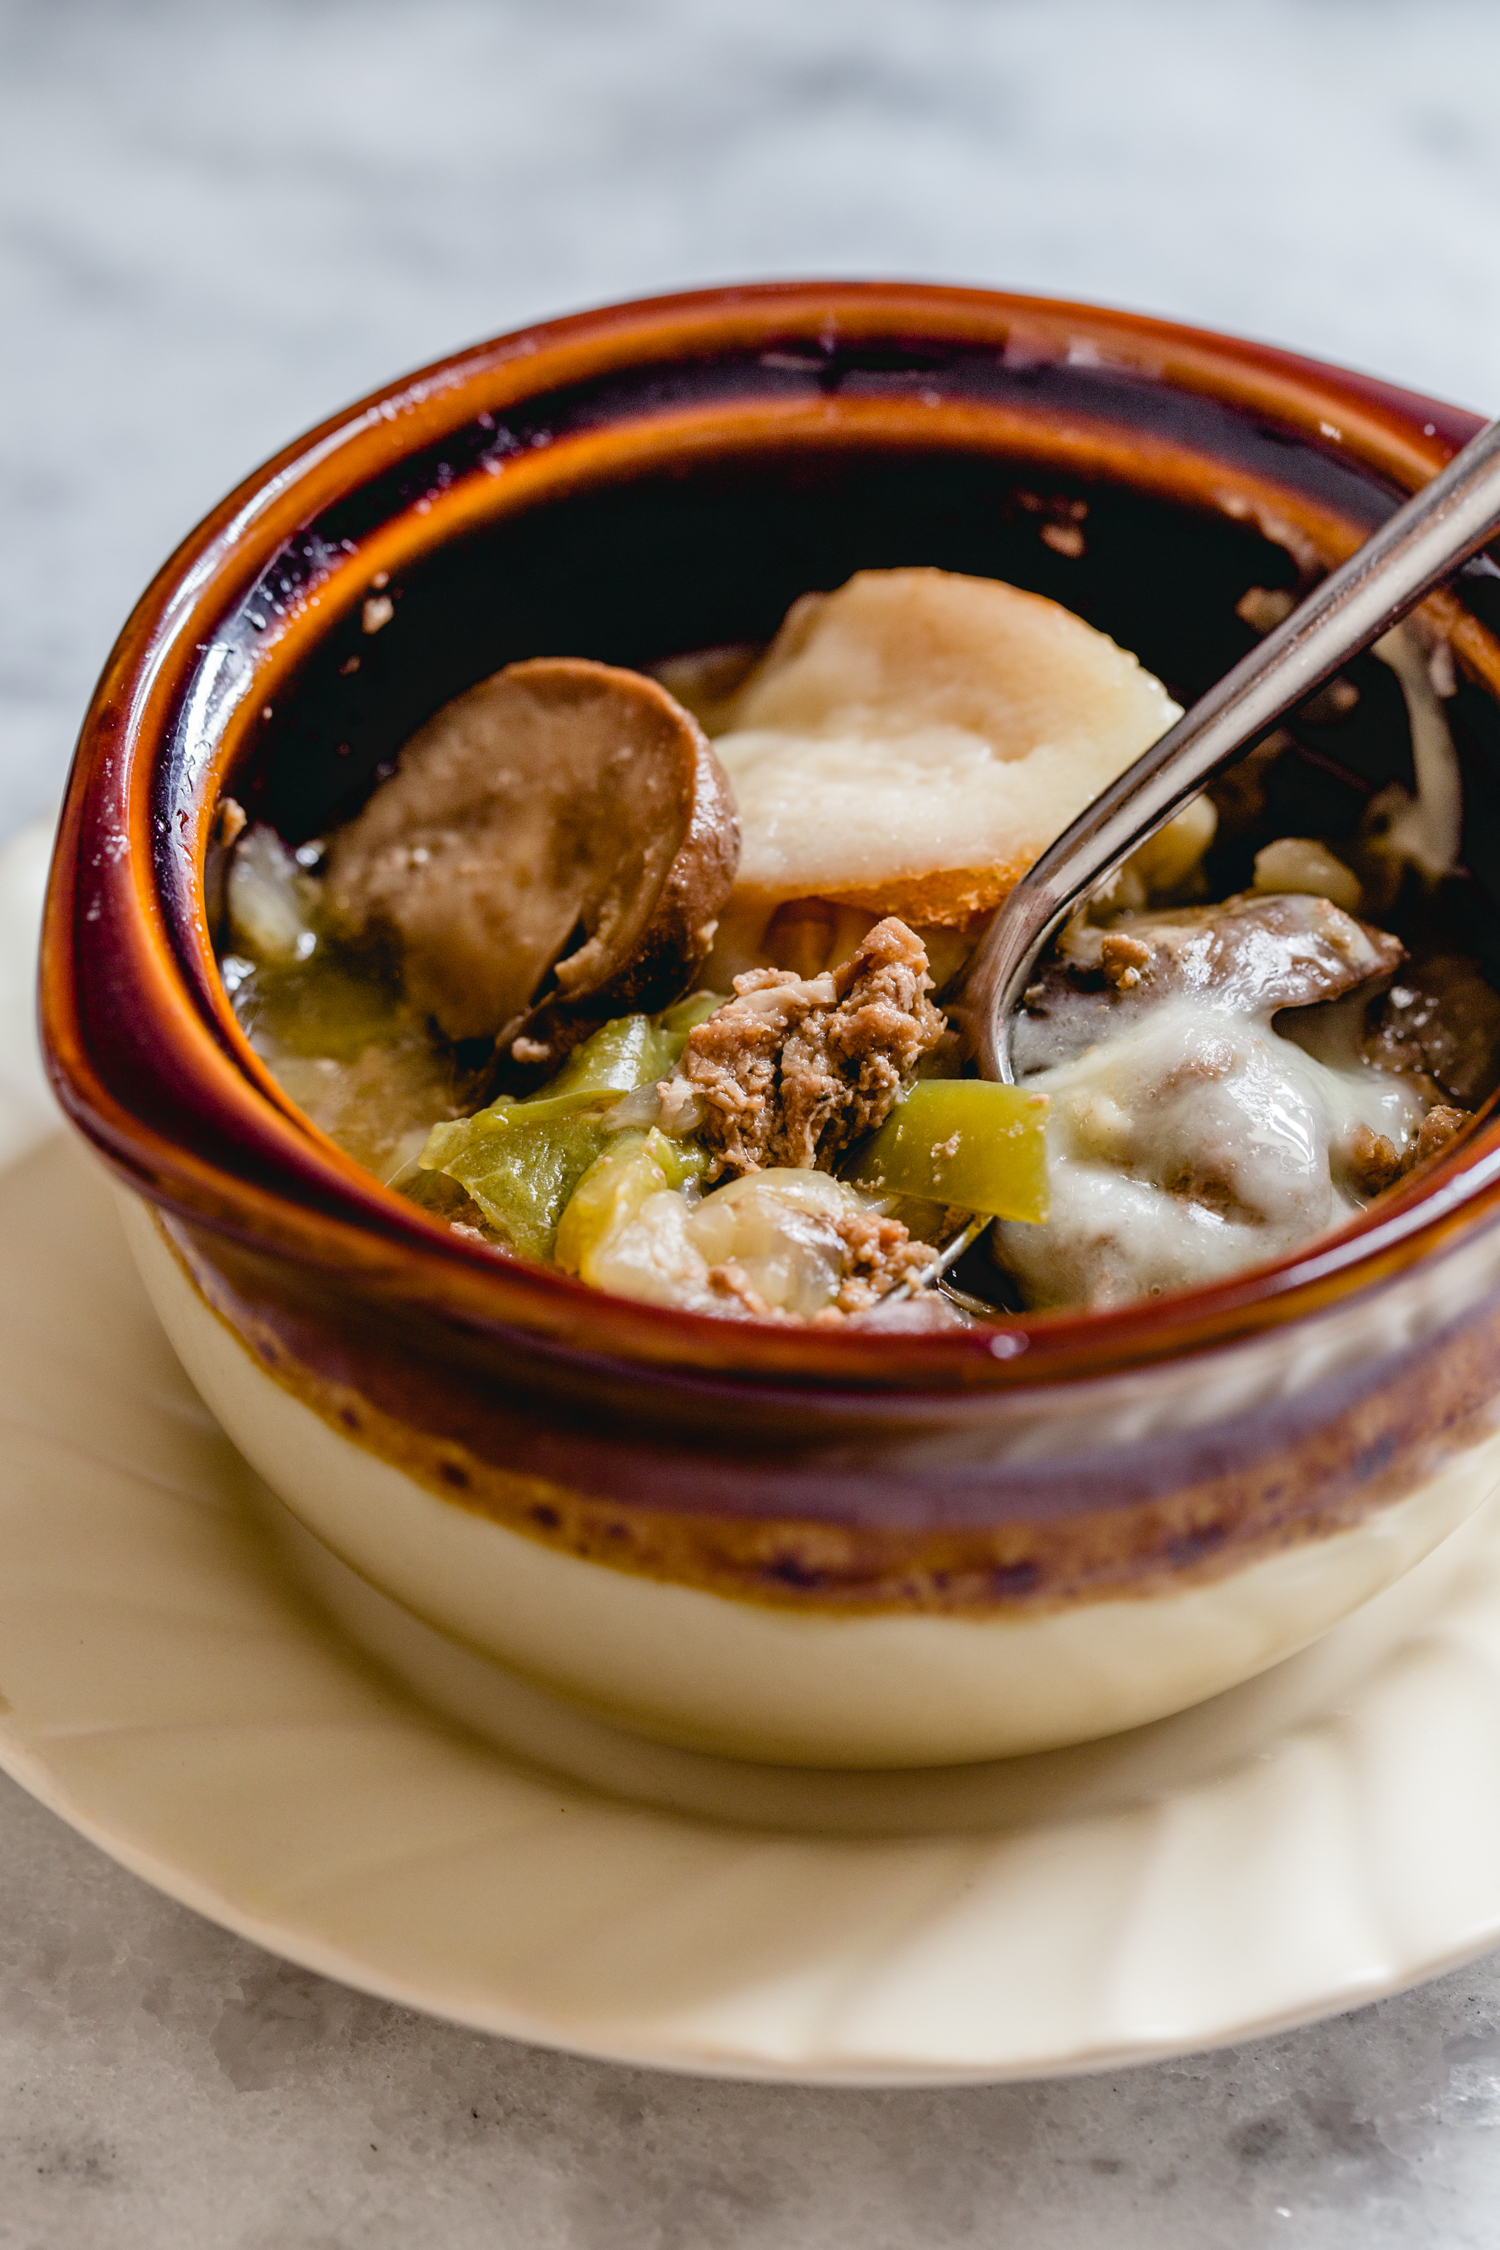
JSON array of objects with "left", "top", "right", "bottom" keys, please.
[{"left": 959, "top": 413, "right": 1500, "bottom": 1084}]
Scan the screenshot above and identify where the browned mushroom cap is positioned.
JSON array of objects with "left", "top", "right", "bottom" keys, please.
[{"left": 325, "top": 658, "right": 740, "bottom": 1048}]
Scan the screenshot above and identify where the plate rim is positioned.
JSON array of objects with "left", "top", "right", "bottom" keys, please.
[{"left": 7, "top": 1709, "right": 1498, "bottom": 2087}]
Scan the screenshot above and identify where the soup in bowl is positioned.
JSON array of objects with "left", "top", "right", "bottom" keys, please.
[{"left": 40, "top": 282, "right": 1500, "bottom": 1766}]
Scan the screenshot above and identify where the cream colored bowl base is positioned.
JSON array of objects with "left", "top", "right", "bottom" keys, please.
[
  {"left": 8, "top": 1131, "right": 1500, "bottom": 2079},
  {"left": 125, "top": 1194, "right": 1500, "bottom": 1768}
]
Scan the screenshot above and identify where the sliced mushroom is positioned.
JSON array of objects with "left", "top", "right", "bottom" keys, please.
[{"left": 325, "top": 658, "right": 740, "bottom": 1056}]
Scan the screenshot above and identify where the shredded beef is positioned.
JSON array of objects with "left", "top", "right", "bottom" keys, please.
[
  {"left": 1365, "top": 954, "right": 1500, "bottom": 1108},
  {"left": 681, "top": 916, "right": 946, "bottom": 1178},
  {"left": 1016, "top": 891, "right": 1405, "bottom": 1072},
  {"left": 1342, "top": 1103, "right": 1466, "bottom": 1203}
]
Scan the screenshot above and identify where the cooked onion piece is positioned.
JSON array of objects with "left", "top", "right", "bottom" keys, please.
[
  {"left": 710, "top": 568, "right": 1181, "bottom": 932},
  {"left": 1252, "top": 837, "right": 1363, "bottom": 915},
  {"left": 577, "top": 1168, "right": 938, "bottom": 1323},
  {"left": 326, "top": 658, "right": 739, "bottom": 1049}
]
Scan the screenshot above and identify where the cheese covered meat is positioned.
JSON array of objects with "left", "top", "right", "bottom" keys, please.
[{"left": 994, "top": 894, "right": 1455, "bottom": 1308}]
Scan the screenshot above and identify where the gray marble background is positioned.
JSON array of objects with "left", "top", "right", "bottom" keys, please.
[{"left": 5, "top": 0, "right": 1500, "bottom": 2241}]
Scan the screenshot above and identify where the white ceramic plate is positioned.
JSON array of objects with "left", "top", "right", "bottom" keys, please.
[{"left": 7, "top": 821, "right": 1500, "bottom": 2082}]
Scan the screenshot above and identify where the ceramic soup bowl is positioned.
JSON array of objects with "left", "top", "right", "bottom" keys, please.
[{"left": 40, "top": 282, "right": 1500, "bottom": 1767}]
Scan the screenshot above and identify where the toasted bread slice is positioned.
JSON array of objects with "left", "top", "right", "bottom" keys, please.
[{"left": 711, "top": 568, "right": 1181, "bottom": 927}]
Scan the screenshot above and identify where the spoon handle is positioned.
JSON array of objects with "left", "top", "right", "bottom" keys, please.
[{"left": 965, "top": 414, "right": 1500, "bottom": 1081}]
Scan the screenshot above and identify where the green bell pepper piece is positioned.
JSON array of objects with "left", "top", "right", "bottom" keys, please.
[
  {"left": 844, "top": 1080, "right": 1050, "bottom": 1223},
  {"left": 538, "top": 1014, "right": 677, "bottom": 1105},
  {"left": 425, "top": 1107, "right": 616, "bottom": 1261},
  {"left": 416, "top": 1007, "right": 721, "bottom": 1260}
]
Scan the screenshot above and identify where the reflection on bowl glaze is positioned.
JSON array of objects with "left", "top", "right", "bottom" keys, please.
[{"left": 43, "top": 283, "right": 1500, "bottom": 1765}]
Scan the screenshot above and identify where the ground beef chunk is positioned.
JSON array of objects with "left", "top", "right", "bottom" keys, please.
[
  {"left": 827, "top": 1208, "right": 938, "bottom": 1312},
  {"left": 1341, "top": 1122, "right": 1402, "bottom": 1199},
  {"left": 1406, "top": 1102, "right": 1466, "bottom": 1170},
  {"left": 680, "top": 917, "right": 947, "bottom": 1178}
]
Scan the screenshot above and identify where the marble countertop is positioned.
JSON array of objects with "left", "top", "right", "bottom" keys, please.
[{"left": 4, "top": 1, "right": 1500, "bottom": 2240}]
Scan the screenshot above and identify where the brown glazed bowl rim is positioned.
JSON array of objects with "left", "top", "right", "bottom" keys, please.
[{"left": 39, "top": 279, "right": 1500, "bottom": 1397}]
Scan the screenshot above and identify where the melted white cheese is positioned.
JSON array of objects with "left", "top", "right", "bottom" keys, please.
[
  {"left": 993, "top": 997, "right": 1424, "bottom": 1309},
  {"left": 1372, "top": 624, "right": 1463, "bottom": 883}
]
